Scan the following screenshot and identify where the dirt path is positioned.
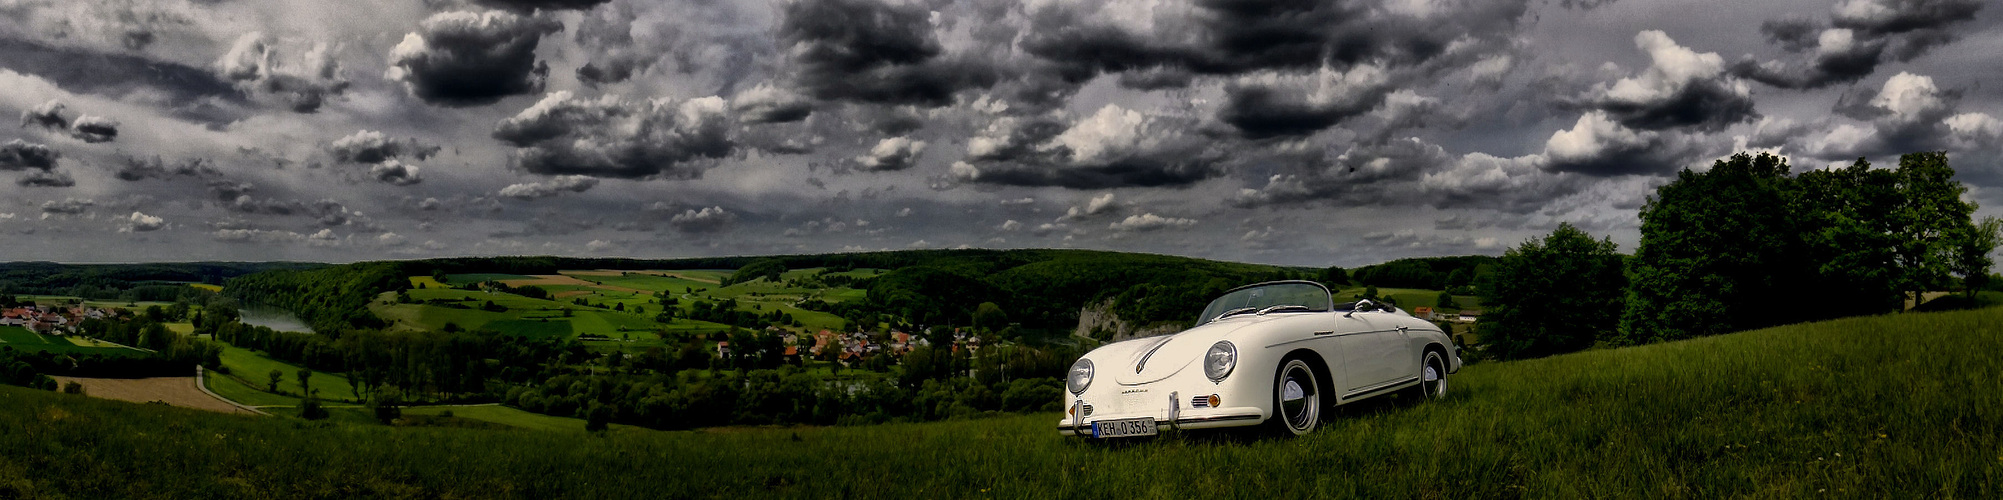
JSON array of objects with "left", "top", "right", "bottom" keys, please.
[{"left": 50, "top": 375, "right": 258, "bottom": 415}]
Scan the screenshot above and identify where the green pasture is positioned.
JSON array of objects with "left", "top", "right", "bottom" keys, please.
[
  {"left": 205, "top": 368, "right": 305, "bottom": 407},
  {"left": 0, "top": 326, "right": 145, "bottom": 356},
  {"left": 408, "top": 276, "right": 448, "bottom": 290},
  {"left": 14, "top": 296, "right": 178, "bottom": 312},
  {"left": 399, "top": 405, "right": 642, "bottom": 433},
  {"left": 441, "top": 274, "right": 537, "bottom": 285},
  {"left": 215, "top": 343, "right": 358, "bottom": 402},
  {"left": 1333, "top": 286, "right": 1483, "bottom": 312}
]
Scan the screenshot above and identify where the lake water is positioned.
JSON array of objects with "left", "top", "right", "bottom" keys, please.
[{"left": 240, "top": 306, "right": 312, "bottom": 333}]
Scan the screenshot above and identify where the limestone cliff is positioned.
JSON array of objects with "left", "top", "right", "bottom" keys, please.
[{"left": 1073, "top": 299, "right": 1183, "bottom": 342}]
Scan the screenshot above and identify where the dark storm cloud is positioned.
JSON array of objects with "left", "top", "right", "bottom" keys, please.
[
  {"left": 493, "top": 92, "right": 734, "bottom": 179},
  {"left": 1585, "top": 31, "right": 1757, "bottom": 132},
  {"left": 203, "top": 180, "right": 354, "bottom": 222},
  {"left": 0, "top": 139, "right": 59, "bottom": 171},
  {"left": 17, "top": 101, "right": 121, "bottom": 142},
  {"left": 1760, "top": 16, "right": 1822, "bottom": 53},
  {"left": 1831, "top": 0, "right": 1981, "bottom": 37},
  {"left": 115, "top": 156, "right": 218, "bottom": 181},
  {"left": 1735, "top": 0, "right": 1983, "bottom": 89},
  {"left": 471, "top": 0, "right": 614, "bottom": 12},
  {"left": 950, "top": 106, "right": 1225, "bottom": 189},
  {"left": 387, "top": 10, "right": 563, "bottom": 107},
  {"left": 369, "top": 160, "right": 423, "bottom": 186},
  {"left": 39, "top": 198, "right": 93, "bottom": 215},
  {"left": 778, "top": 0, "right": 998, "bottom": 106},
  {"left": 68, "top": 116, "right": 118, "bottom": 143},
  {"left": 19, "top": 100, "right": 68, "bottom": 130},
  {"left": 1021, "top": 0, "right": 1530, "bottom": 80},
  {"left": 328, "top": 130, "right": 441, "bottom": 164},
  {"left": 0, "top": 37, "right": 240, "bottom": 96},
  {"left": 1219, "top": 67, "right": 1391, "bottom": 139},
  {"left": 16, "top": 170, "right": 74, "bottom": 187}
]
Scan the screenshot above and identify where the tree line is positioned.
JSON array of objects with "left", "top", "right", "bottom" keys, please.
[{"left": 1480, "top": 152, "right": 2000, "bottom": 360}]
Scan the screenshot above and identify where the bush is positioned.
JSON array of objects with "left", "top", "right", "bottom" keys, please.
[
  {"left": 585, "top": 403, "right": 612, "bottom": 432},
  {"left": 299, "top": 397, "right": 329, "bottom": 420},
  {"left": 62, "top": 381, "right": 84, "bottom": 395},
  {"left": 370, "top": 392, "right": 404, "bottom": 425}
]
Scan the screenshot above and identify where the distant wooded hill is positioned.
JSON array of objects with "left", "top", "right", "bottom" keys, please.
[{"left": 0, "top": 262, "right": 323, "bottom": 301}]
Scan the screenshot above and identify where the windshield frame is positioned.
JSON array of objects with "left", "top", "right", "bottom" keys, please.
[{"left": 1196, "top": 281, "right": 1334, "bottom": 325}]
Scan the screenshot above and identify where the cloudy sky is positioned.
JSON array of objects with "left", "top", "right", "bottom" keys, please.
[{"left": 2, "top": 0, "right": 2000, "bottom": 267}]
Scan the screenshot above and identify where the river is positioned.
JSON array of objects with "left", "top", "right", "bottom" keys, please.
[{"left": 239, "top": 306, "right": 313, "bottom": 333}]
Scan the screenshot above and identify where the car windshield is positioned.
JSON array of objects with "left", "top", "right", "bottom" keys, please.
[{"left": 1196, "top": 282, "right": 1333, "bottom": 324}]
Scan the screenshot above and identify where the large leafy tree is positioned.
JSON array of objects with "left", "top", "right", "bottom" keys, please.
[
  {"left": 1620, "top": 153, "right": 1801, "bottom": 345},
  {"left": 1792, "top": 159, "right": 1903, "bottom": 312},
  {"left": 1479, "top": 223, "right": 1626, "bottom": 360},
  {"left": 1954, "top": 217, "right": 2002, "bottom": 299},
  {"left": 1892, "top": 152, "right": 1982, "bottom": 301}
]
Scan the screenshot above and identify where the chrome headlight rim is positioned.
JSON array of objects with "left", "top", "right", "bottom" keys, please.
[
  {"left": 1204, "top": 341, "right": 1237, "bottom": 382},
  {"left": 1067, "top": 358, "right": 1094, "bottom": 395}
]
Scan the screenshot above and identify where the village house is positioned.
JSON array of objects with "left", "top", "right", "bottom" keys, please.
[{"left": 1455, "top": 310, "right": 1481, "bottom": 323}]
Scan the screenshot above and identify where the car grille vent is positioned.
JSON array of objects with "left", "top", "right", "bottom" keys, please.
[
  {"left": 1190, "top": 395, "right": 1211, "bottom": 408},
  {"left": 1080, "top": 403, "right": 1094, "bottom": 416}
]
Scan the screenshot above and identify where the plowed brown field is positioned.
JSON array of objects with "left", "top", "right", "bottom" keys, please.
[{"left": 50, "top": 376, "right": 255, "bottom": 415}]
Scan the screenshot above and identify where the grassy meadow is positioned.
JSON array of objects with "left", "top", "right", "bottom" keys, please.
[
  {"left": 212, "top": 344, "right": 358, "bottom": 403},
  {"left": 0, "top": 326, "right": 147, "bottom": 356},
  {"left": 1, "top": 305, "right": 1997, "bottom": 498}
]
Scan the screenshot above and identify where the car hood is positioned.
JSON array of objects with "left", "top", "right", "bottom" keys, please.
[{"left": 1106, "top": 313, "right": 1293, "bottom": 385}]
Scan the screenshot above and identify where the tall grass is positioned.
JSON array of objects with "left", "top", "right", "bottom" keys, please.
[{"left": 0, "top": 307, "right": 1997, "bottom": 499}]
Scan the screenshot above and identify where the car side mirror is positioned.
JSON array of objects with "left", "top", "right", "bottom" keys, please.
[{"left": 1346, "top": 299, "right": 1377, "bottom": 318}]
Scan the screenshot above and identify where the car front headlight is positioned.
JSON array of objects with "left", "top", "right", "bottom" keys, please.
[
  {"left": 1204, "top": 341, "right": 1237, "bottom": 382},
  {"left": 1067, "top": 358, "right": 1094, "bottom": 395}
]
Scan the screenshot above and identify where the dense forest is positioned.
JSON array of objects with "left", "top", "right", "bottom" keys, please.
[
  {"left": 0, "top": 262, "right": 320, "bottom": 301},
  {"left": 1348, "top": 256, "right": 1498, "bottom": 293}
]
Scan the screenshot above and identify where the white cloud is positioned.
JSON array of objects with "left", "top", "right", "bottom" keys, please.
[
  {"left": 120, "top": 212, "right": 166, "bottom": 232},
  {"left": 855, "top": 136, "right": 926, "bottom": 172},
  {"left": 1109, "top": 213, "right": 1197, "bottom": 232},
  {"left": 498, "top": 175, "right": 599, "bottom": 200}
]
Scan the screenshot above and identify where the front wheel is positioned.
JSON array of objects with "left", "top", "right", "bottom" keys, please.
[
  {"left": 1267, "top": 358, "right": 1322, "bottom": 436},
  {"left": 1415, "top": 350, "right": 1448, "bottom": 400}
]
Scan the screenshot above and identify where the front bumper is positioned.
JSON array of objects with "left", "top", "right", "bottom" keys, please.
[{"left": 1057, "top": 408, "right": 1266, "bottom": 436}]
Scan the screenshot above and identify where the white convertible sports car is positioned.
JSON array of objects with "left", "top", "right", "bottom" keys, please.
[{"left": 1058, "top": 280, "right": 1461, "bottom": 438}]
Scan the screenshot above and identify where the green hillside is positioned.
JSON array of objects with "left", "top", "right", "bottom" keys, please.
[{"left": 2, "top": 306, "right": 1996, "bottom": 498}]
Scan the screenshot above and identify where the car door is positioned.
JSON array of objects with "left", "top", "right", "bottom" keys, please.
[{"left": 1335, "top": 310, "right": 1407, "bottom": 392}]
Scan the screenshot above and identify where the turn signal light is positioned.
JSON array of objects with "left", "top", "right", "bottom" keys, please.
[{"left": 1206, "top": 394, "right": 1221, "bottom": 407}]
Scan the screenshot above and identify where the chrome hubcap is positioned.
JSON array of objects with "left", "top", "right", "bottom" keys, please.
[
  {"left": 1279, "top": 364, "right": 1317, "bottom": 430},
  {"left": 1422, "top": 356, "right": 1445, "bottom": 398}
]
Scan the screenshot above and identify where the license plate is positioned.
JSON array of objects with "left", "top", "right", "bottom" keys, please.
[{"left": 1091, "top": 417, "right": 1158, "bottom": 438}]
